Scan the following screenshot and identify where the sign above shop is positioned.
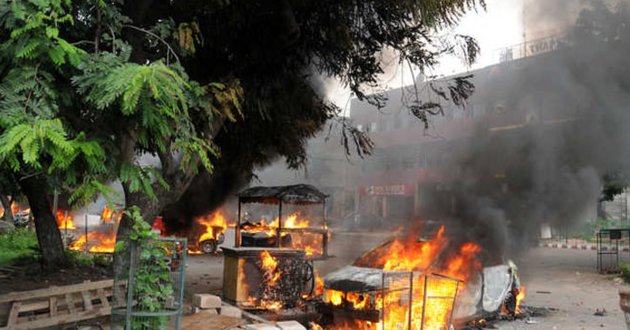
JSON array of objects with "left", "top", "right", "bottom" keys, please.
[{"left": 360, "top": 184, "right": 415, "bottom": 196}]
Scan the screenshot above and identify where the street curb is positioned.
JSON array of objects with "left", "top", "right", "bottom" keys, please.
[{"left": 539, "top": 242, "right": 630, "bottom": 252}]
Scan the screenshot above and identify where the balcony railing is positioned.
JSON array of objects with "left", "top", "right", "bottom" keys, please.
[{"left": 494, "top": 33, "right": 570, "bottom": 63}]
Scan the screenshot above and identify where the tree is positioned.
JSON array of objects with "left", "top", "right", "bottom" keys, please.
[
  {"left": 0, "top": 0, "right": 112, "bottom": 268},
  {"left": 0, "top": 0, "right": 482, "bottom": 270},
  {"left": 0, "top": 1, "right": 240, "bottom": 269},
  {"left": 573, "top": 0, "right": 630, "bottom": 214}
]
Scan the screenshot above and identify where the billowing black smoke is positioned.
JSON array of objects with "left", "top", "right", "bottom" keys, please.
[{"left": 434, "top": 0, "right": 630, "bottom": 258}]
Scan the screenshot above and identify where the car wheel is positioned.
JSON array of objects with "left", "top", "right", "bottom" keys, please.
[{"left": 200, "top": 240, "right": 218, "bottom": 254}]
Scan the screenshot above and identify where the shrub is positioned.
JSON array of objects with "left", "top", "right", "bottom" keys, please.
[
  {"left": 620, "top": 263, "right": 630, "bottom": 283},
  {"left": 0, "top": 228, "right": 39, "bottom": 265}
]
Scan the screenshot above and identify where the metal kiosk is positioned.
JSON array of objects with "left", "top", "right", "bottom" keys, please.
[{"left": 235, "top": 184, "right": 329, "bottom": 259}]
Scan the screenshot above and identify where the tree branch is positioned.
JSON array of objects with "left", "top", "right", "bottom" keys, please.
[{"left": 122, "top": 24, "right": 180, "bottom": 65}]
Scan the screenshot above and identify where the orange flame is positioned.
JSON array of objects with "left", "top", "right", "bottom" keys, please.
[
  {"left": 310, "top": 322, "right": 324, "bottom": 330},
  {"left": 241, "top": 211, "right": 325, "bottom": 257},
  {"left": 324, "top": 289, "right": 345, "bottom": 306},
  {"left": 66, "top": 206, "right": 120, "bottom": 253},
  {"left": 246, "top": 250, "right": 283, "bottom": 311},
  {"left": 322, "top": 224, "right": 481, "bottom": 330},
  {"left": 56, "top": 210, "right": 75, "bottom": 229},
  {"left": 346, "top": 292, "right": 369, "bottom": 310},
  {"left": 101, "top": 206, "right": 122, "bottom": 223},
  {"left": 314, "top": 272, "right": 324, "bottom": 297},
  {"left": 2, "top": 202, "right": 31, "bottom": 218},
  {"left": 516, "top": 286, "right": 526, "bottom": 315},
  {"left": 197, "top": 211, "right": 227, "bottom": 242},
  {"left": 11, "top": 202, "right": 20, "bottom": 215},
  {"left": 184, "top": 211, "right": 228, "bottom": 254},
  {"left": 68, "top": 231, "right": 116, "bottom": 253},
  {"left": 303, "top": 272, "right": 325, "bottom": 300}
]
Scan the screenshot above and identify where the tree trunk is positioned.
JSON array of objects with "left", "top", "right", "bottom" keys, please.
[
  {"left": 597, "top": 199, "right": 606, "bottom": 219},
  {"left": 18, "top": 175, "right": 67, "bottom": 270},
  {"left": 0, "top": 195, "right": 14, "bottom": 223}
]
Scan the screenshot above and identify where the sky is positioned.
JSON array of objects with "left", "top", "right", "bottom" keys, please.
[{"left": 327, "top": 0, "right": 525, "bottom": 112}]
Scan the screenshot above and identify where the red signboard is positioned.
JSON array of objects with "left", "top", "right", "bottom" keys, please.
[{"left": 359, "top": 184, "right": 415, "bottom": 196}]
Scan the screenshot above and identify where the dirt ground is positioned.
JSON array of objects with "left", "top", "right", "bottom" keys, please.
[
  {"left": 0, "top": 261, "right": 112, "bottom": 295},
  {"left": 184, "top": 231, "right": 630, "bottom": 329}
]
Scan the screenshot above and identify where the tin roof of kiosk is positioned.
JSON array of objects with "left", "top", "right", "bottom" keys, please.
[{"left": 236, "top": 184, "right": 328, "bottom": 204}]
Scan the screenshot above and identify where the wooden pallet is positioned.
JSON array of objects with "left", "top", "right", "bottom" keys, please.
[{"left": 0, "top": 279, "right": 114, "bottom": 330}]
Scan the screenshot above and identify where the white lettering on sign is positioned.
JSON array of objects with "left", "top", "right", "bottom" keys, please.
[
  {"left": 528, "top": 36, "right": 567, "bottom": 56},
  {"left": 366, "top": 184, "right": 411, "bottom": 196}
]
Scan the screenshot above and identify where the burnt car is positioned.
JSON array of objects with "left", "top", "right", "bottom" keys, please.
[
  {"left": 152, "top": 216, "right": 225, "bottom": 254},
  {"left": 318, "top": 225, "right": 523, "bottom": 328},
  {"left": 198, "top": 228, "right": 225, "bottom": 254}
]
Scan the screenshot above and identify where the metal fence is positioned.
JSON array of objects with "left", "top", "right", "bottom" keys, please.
[{"left": 111, "top": 237, "right": 187, "bottom": 330}]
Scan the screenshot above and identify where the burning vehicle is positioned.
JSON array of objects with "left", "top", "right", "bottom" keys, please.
[
  {"left": 316, "top": 223, "right": 524, "bottom": 329},
  {"left": 154, "top": 211, "right": 228, "bottom": 254},
  {"left": 66, "top": 204, "right": 228, "bottom": 254},
  {"left": 68, "top": 206, "right": 121, "bottom": 253},
  {"left": 0, "top": 202, "right": 32, "bottom": 228}
]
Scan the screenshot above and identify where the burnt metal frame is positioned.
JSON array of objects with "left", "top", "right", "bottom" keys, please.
[
  {"left": 318, "top": 271, "right": 461, "bottom": 329},
  {"left": 597, "top": 228, "right": 630, "bottom": 273},
  {"left": 378, "top": 272, "right": 460, "bottom": 330},
  {"left": 221, "top": 247, "right": 312, "bottom": 309},
  {"left": 235, "top": 186, "right": 329, "bottom": 259}
]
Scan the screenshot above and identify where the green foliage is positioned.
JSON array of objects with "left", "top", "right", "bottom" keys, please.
[
  {"left": 0, "top": 228, "right": 38, "bottom": 265},
  {"left": 569, "top": 218, "right": 630, "bottom": 242},
  {"left": 65, "top": 249, "right": 112, "bottom": 268},
  {"left": 0, "top": 0, "right": 112, "bottom": 208},
  {"left": 119, "top": 207, "right": 174, "bottom": 329},
  {"left": 601, "top": 173, "right": 627, "bottom": 202},
  {"left": 0, "top": 0, "right": 83, "bottom": 68},
  {"left": 0, "top": 0, "right": 243, "bottom": 216},
  {"left": 621, "top": 263, "right": 630, "bottom": 283}
]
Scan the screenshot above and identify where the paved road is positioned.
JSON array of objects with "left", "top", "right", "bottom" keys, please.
[
  {"left": 495, "top": 248, "right": 627, "bottom": 329},
  {"left": 184, "top": 231, "right": 629, "bottom": 329}
]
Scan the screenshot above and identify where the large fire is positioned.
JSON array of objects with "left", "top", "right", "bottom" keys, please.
[
  {"left": 67, "top": 208, "right": 231, "bottom": 255},
  {"left": 101, "top": 206, "right": 122, "bottom": 223},
  {"left": 176, "top": 211, "right": 228, "bottom": 254},
  {"left": 68, "top": 230, "right": 116, "bottom": 253},
  {"left": 241, "top": 211, "right": 325, "bottom": 257},
  {"left": 320, "top": 225, "right": 482, "bottom": 330},
  {"left": 241, "top": 251, "right": 284, "bottom": 311},
  {"left": 68, "top": 206, "right": 120, "bottom": 253},
  {"left": 0, "top": 202, "right": 30, "bottom": 220},
  {"left": 56, "top": 210, "right": 75, "bottom": 229},
  {"left": 198, "top": 212, "right": 228, "bottom": 241}
]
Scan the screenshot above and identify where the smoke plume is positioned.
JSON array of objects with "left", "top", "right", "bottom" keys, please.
[{"left": 422, "top": 0, "right": 630, "bottom": 259}]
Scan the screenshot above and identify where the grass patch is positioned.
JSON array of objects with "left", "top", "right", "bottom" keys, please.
[
  {"left": 65, "top": 249, "right": 112, "bottom": 268},
  {"left": 0, "top": 228, "right": 39, "bottom": 266}
]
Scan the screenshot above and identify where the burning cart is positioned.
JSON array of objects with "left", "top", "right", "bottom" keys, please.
[
  {"left": 317, "top": 226, "right": 525, "bottom": 329},
  {"left": 234, "top": 184, "right": 329, "bottom": 259}
]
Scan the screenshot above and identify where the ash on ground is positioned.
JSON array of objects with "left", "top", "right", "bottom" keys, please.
[{"left": 464, "top": 305, "right": 556, "bottom": 329}]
